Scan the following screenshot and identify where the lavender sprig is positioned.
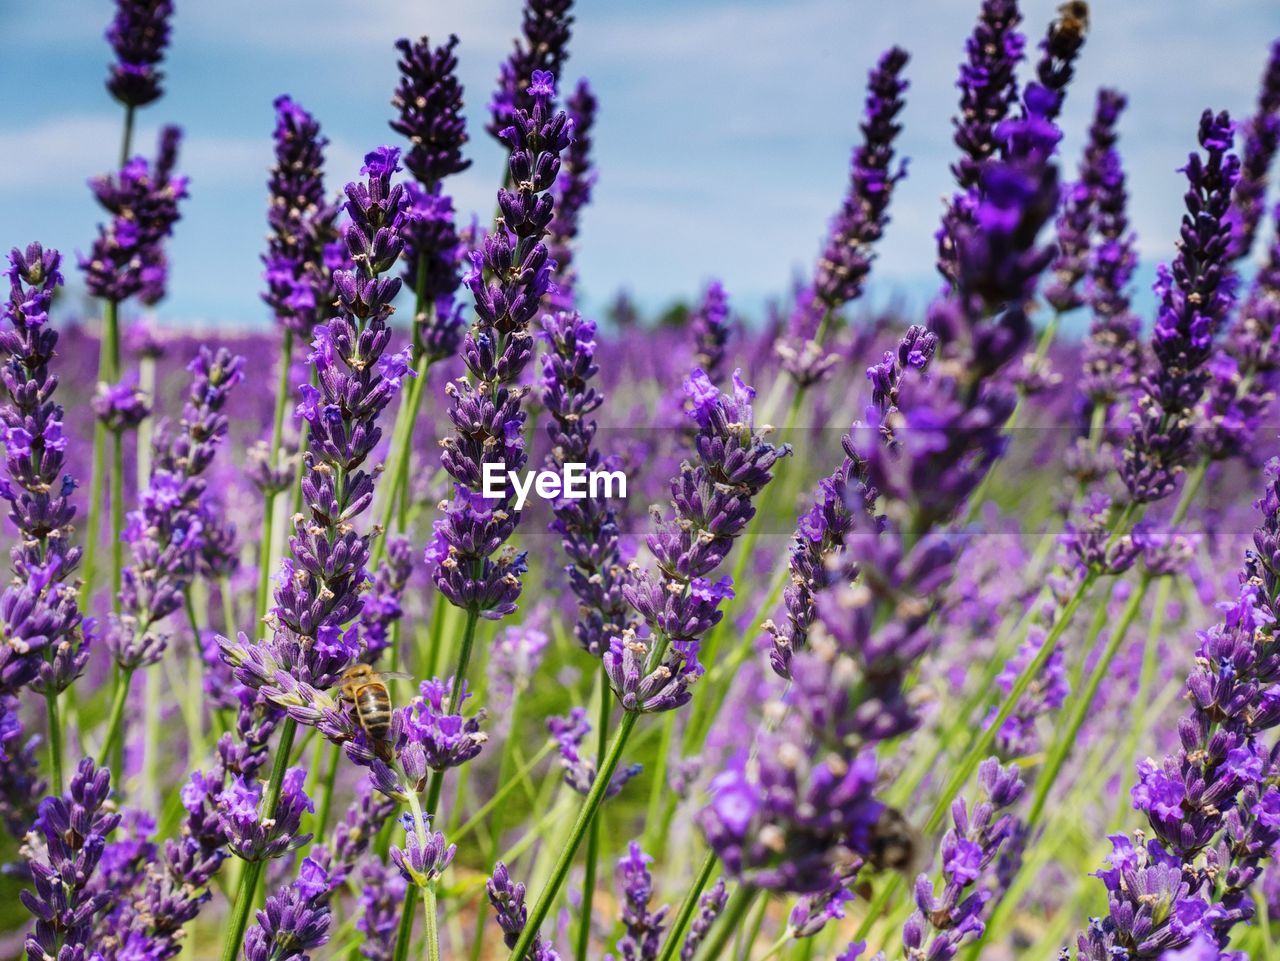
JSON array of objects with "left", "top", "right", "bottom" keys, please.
[
  {"left": 488, "top": 0, "right": 575, "bottom": 141},
  {"left": 105, "top": 0, "right": 173, "bottom": 108},
  {"left": 548, "top": 79, "right": 598, "bottom": 311},
  {"left": 1227, "top": 39, "right": 1280, "bottom": 261}
]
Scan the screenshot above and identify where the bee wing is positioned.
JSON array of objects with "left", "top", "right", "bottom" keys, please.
[{"left": 379, "top": 671, "right": 414, "bottom": 681}]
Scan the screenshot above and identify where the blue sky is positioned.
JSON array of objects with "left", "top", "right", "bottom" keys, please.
[{"left": 1, "top": 0, "right": 1277, "bottom": 330}]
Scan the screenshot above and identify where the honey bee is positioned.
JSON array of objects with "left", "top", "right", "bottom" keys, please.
[
  {"left": 340, "top": 663, "right": 411, "bottom": 763},
  {"left": 1056, "top": 1, "right": 1090, "bottom": 37},
  {"left": 865, "top": 805, "right": 922, "bottom": 876}
]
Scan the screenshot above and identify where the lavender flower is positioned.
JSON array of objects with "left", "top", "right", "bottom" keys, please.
[
  {"left": 612, "top": 842, "right": 668, "bottom": 961},
  {"left": 901, "top": 760, "right": 1025, "bottom": 961},
  {"left": 217, "top": 767, "right": 313, "bottom": 861},
  {"left": 1227, "top": 39, "right": 1280, "bottom": 261},
  {"left": 391, "top": 34, "right": 471, "bottom": 359},
  {"left": 949, "top": 0, "right": 1024, "bottom": 194},
  {"left": 1071, "top": 458, "right": 1280, "bottom": 958},
  {"left": 548, "top": 79, "right": 598, "bottom": 311},
  {"left": 680, "top": 878, "right": 726, "bottom": 961},
  {"left": 689, "top": 282, "right": 731, "bottom": 389},
  {"left": 433, "top": 71, "right": 571, "bottom": 618},
  {"left": 1121, "top": 111, "right": 1240, "bottom": 503},
  {"left": 105, "top": 0, "right": 173, "bottom": 108},
  {"left": 0, "top": 697, "right": 43, "bottom": 838},
  {"left": 220, "top": 148, "right": 413, "bottom": 695},
  {"left": 21, "top": 759, "right": 120, "bottom": 960},
  {"left": 263, "top": 96, "right": 341, "bottom": 337},
  {"left": 390, "top": 816, "right": 455, "bottom": 887},
  {"left": 0, "top": 246, "right": 89, "bottom": 697},
  {"left": 358, "top": 861, "right": 406, "bottom": 961},
  {"left": 813, "top": 47, "right": 910, "bottom": 312},
  {"left": 487, "top": 861, "right": 563, "bottom": 960},
  {"left": 488, "top": 0, "right": 575, "bottom": 140},
  {"left": 548, "top": 708, "right": 642, "bottom": 798},
  {"left": 1079, "top": 89, "right": 1141, "bottom": 412},
  {"left": 359, "top": 534, "right": 413, "bottom": 665},
  {"left": 107, "top": 348, "right": 245, "bottom": 668},
  {"left": 92, "top": 378, "right": 150, "bottom": 433},
  {"left": 82, "top": 125, "right": 188, "bottom": 305},
  {"left": 243, "top": 854, "right": 332, "bottom": 961},
  {"left": 616, "top": 370, "right": 789, "bottom": 713},
  {"left": 1027, "top": 0, "right": 1089, "bottom": 122},
  {"left": 541, "top": 311, "right": 634, "bottom": 657}
]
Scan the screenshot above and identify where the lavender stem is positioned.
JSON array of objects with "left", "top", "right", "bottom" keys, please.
[{"left": 254, "top": 327, "right": 294, "bottom": 625}]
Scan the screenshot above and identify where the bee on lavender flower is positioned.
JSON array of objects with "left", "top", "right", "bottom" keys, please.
[
  {"left": 865, "top": 805, "right": 922, "bottom": 876},
  {"left": 1056, "top": 0, "right": 1090, "bottom": 37},
  {"left": 340, "top": 663, "right": 411, "bottom": 764}
]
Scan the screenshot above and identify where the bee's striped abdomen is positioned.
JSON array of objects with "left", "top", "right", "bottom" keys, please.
[{"left": 354, "top": 684, "right": 393, "bottom": 741}]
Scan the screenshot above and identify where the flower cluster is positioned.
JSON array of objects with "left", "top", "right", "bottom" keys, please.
[
  {"left": 105, "top": 0, "right": 173, "bottom": 108},
  {"left": 262, "top": 95, "right": 342, "bottom": 337},
  {"left": 1227, "top": 39, "right": 1280, "bottom": 261},
  {"left": 547, "top": 79, "right": 598, "bottom": 311},
  {"left": 548, "top": 708, "right": 642, "bottom": 798},
  {"left": 616, "top": 370, "right": 789, "bottom": 713},
  {"left": 488, "top": 0, "right": 574, "bottom": 139},
  {"left": 0, "top": 245, "right": 89, "bottom": 696},
  {"left": 541, "top": 311, "right": 635, "bottom": 658},
  {"left": 107, "top": 347, "right": 245, "bottom": 668},
  {"left": 82, "top": 125, "right": 188, "bottom": 305},
  {"left": 690, "top": 282, "right": 731, "bottom": 389},
  {"left": 433, "top": 71, "right": 571, "bottom": 618},
  {"left": 391, "top": 33, "right": 472, "bottom": 360},
  {"left": 1120, "top": 111, "right": 1240, "bottom": 503}
]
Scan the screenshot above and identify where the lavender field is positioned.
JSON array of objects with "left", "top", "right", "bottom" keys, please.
[{"left": 4, "top": 1, "right": 1280, "bottom": 959}]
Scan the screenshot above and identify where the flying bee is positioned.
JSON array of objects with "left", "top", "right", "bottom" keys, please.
[
  {"left": 340, "top": 663, "right": 411, "bottom": 764},
  {"left": 865, "top": 805, "right": 922, "bottom": 877},
  {"left": 1056, "top": 1, "right": 1090, "bottom": 37}
]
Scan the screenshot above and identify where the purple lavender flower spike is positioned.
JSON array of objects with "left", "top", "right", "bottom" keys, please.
[
  {"left": 1027, "top": 0, "right": 1088, "bottom": 122},
  {"left": 358, "top": 861, "right": 406, "bottom": 961},
  {"left": 92, "top": 378, "right": 151, "bottom": 433},
  {"left": 541, "top": 311, "right": 636, "bottom": 658},
  {"left": 434, "top": 72, "right": 572, "bottom": 618},
  {"left": 1079, "top": 89, "right": 1141, "bottom": 414},
  {"left": 105, "top": 0, "right": 173, "bottom": 108},
  {"left": 391, "top": 33, "right": 471, "bottom": 359},
  {"left": 220, "top": 147, "right": 413, "bottom": 699},
  {"left": 243, "top": 854, "right": 332, "bottom": 961},
  {"left": 391, "top": 34, "right": 472, "bottom": 186},
  {"left": 548, "top": 708, "right": 642, "bottom": 797},
  {"left": 949, "top": 0, "right": 1024, "bottom": 194},
  {"left": 360, "top": 534, "right": 414, "bottom": 665},
  {"left": 330, "top": 779, "right": 397, "bottom": 889},
  {"left": 217, "top": 767, "right": 313, "bottom": 861},
  {"left": 1227, "top": 39, "right": 1280, "bottom": 261},
  {"left": 0, "top": 697, "right": 43, "bottom": 838},
  {"left": 902, "top": 759, "right": 1025, "bottom": 961},
  {"left": 488, "top": 0, "right": 575, "bottom": 140},
  {"left": 391, "top": 815, "right": 456, "bottom": 887},
  {"left": 690, "top": 282, "right": 731, "bottom": 389},
  {"left": 813, "top": 47, "right": 910, "bottom": 313},
  {"left": 21, "top": 758, "right": 120, "bottom": 960},
  {"left": 1070, "top": 457, "right": 1280, "bottom": 958},
  {"left": 0, "top": 245, "right": 89, "bottom": 697},
  {"left": 107, "top": 347, "right": 245, "bottom": 669},
  {"left": 82, "top": 125, "right": 189, "bottom": 306},
  {"left": 616, "top": 370, "right": 789, "bottom": 713},
  {"left": 1120, "top": 110, "right": 1240, "bottom": 504},
  {"left": 548, "top": 79, "right": 598, "bottom": 311},
  {"left": 680, "top": 878, "right": 726, "bottom": 961},
  {"left": 488, "top": 861, "right": 564, "bottom": 960},
  {"left": 263, "top": 95, "right": 341, "bottom": 338},
  {"left": 613, "top": 842, "right": 668, "bottom": 961}
]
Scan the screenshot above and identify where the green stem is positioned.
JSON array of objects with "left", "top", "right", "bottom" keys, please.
[
  {"left": 97, "top": 664, "right": 134, "bottom": 775},
  {"left": 219, "top": 718, "right": 298, "bottom": 961},
  {"left": 45, "top": 691, "right": 63, "bottom": 794},
  {"left": 508, "top": 710, "right": 640, "bottom": 961},
  {"left": 423, "top": 886, "right": 440, "bottom": 961},
  {"left": 655, "top": 851, "right": 719, "bottom": 961},
  {"left": 391, "top": 890, "right": 416, "bottom": 961},
  {"left": 423, "top": 605, "right": 481, "bottom": 818},
  {"left": 256, "top": 328, "right": 294, "bottom": 626},
  {"left": 575, "top": 663, "right": 611, "bottom": 961},
  {"left": 1025, "top": 576, "right": 1145, "bottom": 829},
  {"left": 219, "top": 860, "right": 264, "bottom": 961},
  {"left": 314, "top": 740, "right": 342, "bottom": 842},
  {"left": 110, "top": 430, "right": 125, "bottom": 609},
  {"left": 81, "top": 299, "right": 121, "bottom": 609},
  {"left": 693, "top": 885, "right": 758, "bottom": 961},
  {"left": 120, "top": 104, "right": 136, "bottom": 168}
]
